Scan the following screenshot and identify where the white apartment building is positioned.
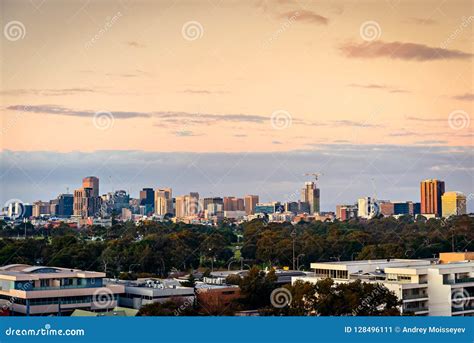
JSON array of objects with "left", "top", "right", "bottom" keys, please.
[{"left": 292, "top": 252, "right": 474, "bottom": 316}]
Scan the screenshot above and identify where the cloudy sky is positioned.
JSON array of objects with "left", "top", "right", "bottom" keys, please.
[{"left": 0, "top": 0, "right": 473, "bottom": 210}]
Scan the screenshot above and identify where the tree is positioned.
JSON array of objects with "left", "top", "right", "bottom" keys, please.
[{"left": 237, "top": 267, "right": 277, "bottom": 310}]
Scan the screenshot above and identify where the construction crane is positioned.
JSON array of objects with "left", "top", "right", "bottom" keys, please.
[{"left": 304, "top": 172, "right": 323, "bottom": 182}]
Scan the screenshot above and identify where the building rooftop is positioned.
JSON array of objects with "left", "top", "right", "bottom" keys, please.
[{"left": 0, "top": 264, "right": 105, "bottom": 281}]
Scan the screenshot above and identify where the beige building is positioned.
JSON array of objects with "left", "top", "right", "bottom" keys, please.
[
  {"left": 154, "top": 188, "right": 173, "bottom": 216},
  {"left": 73, "top": 176, "right": 101, "bottom": 218},
  {"left": 292, "top": 252, "right": 474, "bottom": 316},
  {"left": 32, "top": 201, "right": 50, "bottom": 217},
  {"left": 0, "top": 264, "right": 124, "bottom": 316},
  {"left": 441, "top": 191, "right": 467, "bottom": 217},
  {"left": 244, "top": 195, "right": 259, "bottom": 215},
  {"left": 302, "top": 182, "right": 320, "bottom": 214},
  {"left": 175, "top": 193, "right": 200, "bottom": 219}
]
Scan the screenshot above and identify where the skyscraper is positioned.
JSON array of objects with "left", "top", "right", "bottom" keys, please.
[
  {"left": 57, "top": 194, "right": 74, "bottom": 217},
  {"left": 244, "top": 195, "right": 259, "bottom": 215},
  {"left": 441, "top": 192, "right": 466, "bottom": 217},
  {"left": 420, "top": 179, "right": 445, "bottom": 217},
  {"left": 82, "top": 176, "right": 99, "bottom": 197},
  {"left": 74, "top": 176, "right": 101, "bottom": 218},
  {"left": 175, "top": 193, "right": 199, "bottom": 218},
  {"left": 140, "top": 188, "right": 155, "bottom": 206},
  {"left": 155, "top": 188, "right": 173, "bottom": 216},
  {"left": 301, "top": 182, "right": 320, "bottom": 214}
]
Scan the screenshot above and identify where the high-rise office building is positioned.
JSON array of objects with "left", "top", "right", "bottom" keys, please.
[
  {"left": 244, "top": 195, "right": 259, "bottom": 215},
  {"left": 301, "top": 182, "right": 320, "bottom": 214},
  {"left": 73, "top": 176, "right": 101, "bottom": 218},
  {"left": 57, "top": 194, "right": 74, "bottom": 217},
  {"left": 32, "top": 201, "right": 50, "bottom": 217},
  {"left": 223, "top": 197, "right": 244, "bottom": 211},
  {"left": 202, "top": 197, "right": 224, "bottom": 212},
  {"left": 420, "top": 179, "right": 445, "bottom": 217},
  {"left": 82, "top": 176, "right": 99, "bottom": 197},
  {"left": 140, "top": 188, "right": 155, "bottom": 213},
  {"left": 441, "top": 192, "right": 467, "bottom": 217},
  {"left": 175, "top": 193, "right": 199, "bottom": 218},
  {"left": 155, "top": 188, "right": 173, "bottom": 216}
]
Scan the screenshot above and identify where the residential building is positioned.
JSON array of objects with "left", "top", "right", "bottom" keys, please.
[
  {"left": 244, "top": 195, "right": 259, "bottom": 215},
  {"left": 292, "top": 252, "right": 474, "bottom": 316},
  {"left": 420, "top": 179, "right": 445, "bottom": 217},
  {"left": 0, "top": 264, "right": 124, "bottom": 316},
  {"left": 442, "top": 192, "right": 467, "bottom": 217}
]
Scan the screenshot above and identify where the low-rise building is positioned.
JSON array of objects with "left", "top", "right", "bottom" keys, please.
[
  {"left": 0, "top": 264, "right": 123, "bottom": 316},
  {"left": 106, "top": 278, "right": 195, "bottom": 310},
  {"left": 292, "top": 252, "right": 474, "bottom": 316}
]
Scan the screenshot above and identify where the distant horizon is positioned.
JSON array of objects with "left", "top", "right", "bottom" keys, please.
[
  {"left": 1, "top": 1, "right": 472, "bottom": 212},
  {"left": 1, "top": 145, "right": 472, "bottom": 212}
]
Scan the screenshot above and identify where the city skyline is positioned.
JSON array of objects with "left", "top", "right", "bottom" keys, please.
[{"left": 1, "top": 1, "right": 473, "bottom": 212}]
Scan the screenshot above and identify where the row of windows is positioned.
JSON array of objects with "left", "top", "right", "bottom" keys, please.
[{"left": 314, "top": 269, "right": 348, "bottom": 279}]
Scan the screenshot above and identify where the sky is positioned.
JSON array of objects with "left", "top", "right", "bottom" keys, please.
[{"left": 0, "top": 0, "right": 473, "bottom": 210}]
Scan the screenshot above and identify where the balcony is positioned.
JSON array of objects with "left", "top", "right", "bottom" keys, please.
[{"left": 444, "top": 277, "right": 474, "bottom": 285}]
